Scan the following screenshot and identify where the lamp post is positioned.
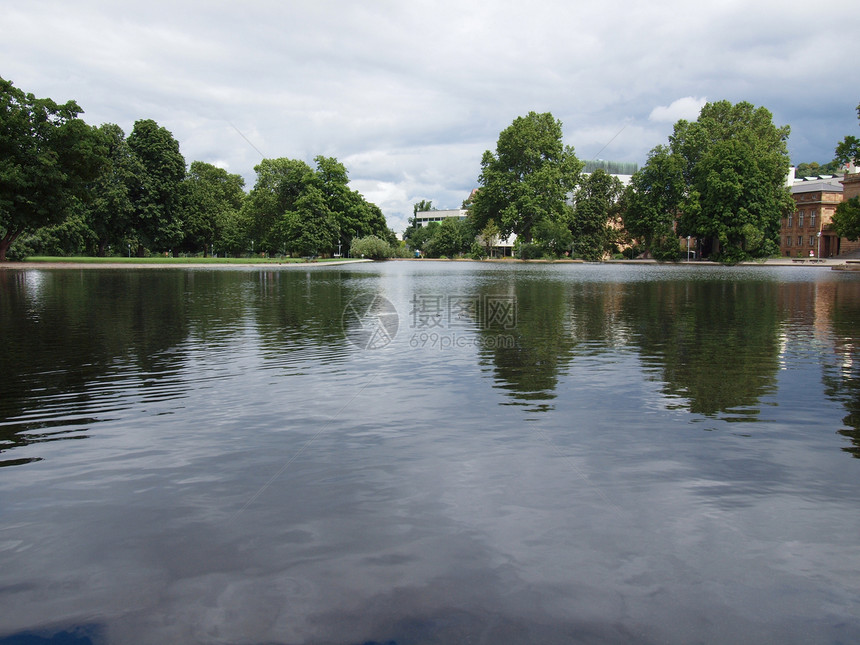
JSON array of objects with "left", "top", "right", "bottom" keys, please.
[
  {"left": 817, "top": 231, "right": 822, "bottom": 260},
  {"left": 687, "top": 235, "right": 691, "bottom": 261}
]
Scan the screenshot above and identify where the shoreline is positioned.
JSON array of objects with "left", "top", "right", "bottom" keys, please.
[
  {"left": 0, "top": 257, "right": 854, "bottom": 270},
  {"left": 0, "top": 259, "right": 374, "bottom": 270}
]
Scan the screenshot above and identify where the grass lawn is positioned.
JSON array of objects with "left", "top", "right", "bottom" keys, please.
[{"left": 23, "top": 256, "right": 348, "bottom": 265}]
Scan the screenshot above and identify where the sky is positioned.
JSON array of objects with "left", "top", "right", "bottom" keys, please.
[{"left": 2, "top": 0, "right": 859, "bottom": 235}]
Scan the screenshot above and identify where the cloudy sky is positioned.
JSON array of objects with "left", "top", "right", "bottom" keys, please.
[{"left": 3, "top": 0, "right": 858, "bottom": 235}]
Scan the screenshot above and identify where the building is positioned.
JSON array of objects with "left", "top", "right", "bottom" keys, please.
[
  {"left": 781, "top": 177, "right": 843, "bottom": 258},
  {"left": 779, "top": 165, "right": 860, "bottom": 259},
  {"left": 412, "top": 209, "right": 467, "bottom": 227}
]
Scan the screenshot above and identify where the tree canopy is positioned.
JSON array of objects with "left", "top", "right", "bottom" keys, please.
[
  {"left": 623, "top": 145, "right": 685, "bottom": 259},
  {"left": 471, "top": 111, "right": 583, "bottom": 243},
  {"left": 178, "top": 161, "right": 245, "bottom": 256},
  {"left": 675, "top": 102, "right": 792, "bottom": 261},
  {"left": 571, "top": 169, "right": 624, "bottom": 260},
  {"left": 623, "top": 101, "right": 792, "bottom": 262},
  {"left": 127, "top": 119, "right": 186, "bottom": 255},
  {"left": 0, "top": 77, "right": 107, "bottom": 261},
  {"left": 832, "top": 197, "right": 860, "bottom": 241}
]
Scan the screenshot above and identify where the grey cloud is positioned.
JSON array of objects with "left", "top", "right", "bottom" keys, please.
[{"left": 3, "top": 0, "right": 858, "bottom": 233}]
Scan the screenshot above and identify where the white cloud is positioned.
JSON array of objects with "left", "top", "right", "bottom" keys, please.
[
  {"left": 649, "top": 97, "right": 708, "bottom": 124},
  {"left": 2, "top": 0, "right": 859, "bottom": 234}
]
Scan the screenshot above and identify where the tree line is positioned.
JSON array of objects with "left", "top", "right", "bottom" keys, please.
[
  {"left": 401, "top": 104, "right": 798, "bottom": 263},
  {"left": 405, "top": 101, "right": 860, "bottom": 264},
  {"left": 0, "top": 77, "right": 396, "bottom": 262},
  {"left": 4, "top": 73, "right": 855, "bottom": 264}
]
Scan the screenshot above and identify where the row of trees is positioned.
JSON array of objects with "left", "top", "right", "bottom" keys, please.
[
  {"left": 4, "top": 73, "right": 850, "bottom": 264},
  {"left": 403, "top": 114, "right": 627, "bottom": 261},
  {"left": 0, "top": 77, "right": 394, "bottom": 261},
  {"left": 404, "top": 103, "right": 794, "bottom": 263}
]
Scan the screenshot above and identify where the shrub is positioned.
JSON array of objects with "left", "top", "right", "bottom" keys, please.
[
  {"left": 517, "top": 242, "right": 543, "bottom": 260},
  {"left": 350, "top": 235, "right": 393, "bottom": 260}
]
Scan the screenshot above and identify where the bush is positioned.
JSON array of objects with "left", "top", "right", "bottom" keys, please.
[
  {"left": 350, "top": 235, "right": 394, "bottom": 260},
  {"left": 469, "top": 241, "right": 486, "bottom": 260},
  {"left": 517, "top": 242, "right": 543, "bottom": 260}
]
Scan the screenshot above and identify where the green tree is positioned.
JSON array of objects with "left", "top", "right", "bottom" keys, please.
[
  {"left": 835, "top": 102, "right": 860, "bottom": 166},
  {"left": 0, "top": 77, "right": 106, "bottom": 261},
  {"left": 533, "top": 217, "right": 572, "bottom": 257},
  {"left": 127, "top": 119, "right": 186, "bottom": 255},
  {"left": 471, "top": 111, "right": 583, "bottom": 243},
  {"left": 403, "top": 220, "right": 436, "bottom": 254},
  {"left": 218, "top": 208, "right": 252, "bottom": 257},
  {"left": 832, "top": 197, "right": 860, "bottom": 241},
  {"left": 179, "top": 161, "right": 245, "bottom": 256},
  {"left": 671, "top": 101, "right": 792, "bottom": 262},
  {"left": 413, "top": 200, "right": 433, "bottom": 214},
  {"left": 83, "top": 123, "right": 143, "bottom": 256},
  {"left": 477, "top": 219, "right": 501, "bottom": 257},
  {"left": 243, "top": 158, "right": 313, "bottom": 254},
  {"left": 795, "top": 160, "right": 843, "bottom": 178},
  {"left": 623, "top": 145, "right": 685, "bottom": 260},
  {"left": 280, "top": 184, "right": 338, "bottom": 257},
  {"left": 425, "top": 216, "right": 467, "bottom": 257},
  {"left": 570, "top": 169, "right": 624, "bottom": 260}
]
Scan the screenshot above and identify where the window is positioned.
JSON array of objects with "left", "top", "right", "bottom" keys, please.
[
  {"left": 786, "top": 236, "right": 792, "bottom": 247},
  {"left": 810, "top": 236, "right": 815, "bottom": 246},
  {"left": 797, "top": 236, "right": 803, "bottom": 246},
  {"left": 788, "top": 213, "right": 793, "bottom": 227},
  {"left": 810, "top": 212, "right": 816, "bottom": 227},
  {"left": 799, "top": 212, "right": 804, "bottom": 227}
]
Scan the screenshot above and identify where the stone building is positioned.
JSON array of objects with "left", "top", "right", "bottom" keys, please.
[{"left": 781, "top": 177, "right": 843, "bottom": 258}]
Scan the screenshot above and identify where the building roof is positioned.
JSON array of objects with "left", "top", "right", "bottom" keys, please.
[{"left": 791, "top": 177, "right": 843, "bottom": 194}]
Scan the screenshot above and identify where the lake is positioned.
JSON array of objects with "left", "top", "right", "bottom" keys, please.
[{"left": 1, "top": 261, "right": 860, "bottom": 644}]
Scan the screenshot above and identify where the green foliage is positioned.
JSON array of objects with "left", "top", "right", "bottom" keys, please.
[
  {"left": 833, "top": 197, "right": 860, "bottom": 241},
  {"left": 468, "top": 240, "right": 486, "bottom": 260},
  {"left": 424, "top": 216, "right": 467, "bottom": 258},
  {"left": 81, "top": 123, "right": 143, "bottom": 256},
  {"left": 835, "top": 103, "right": 860, "bottom": 166},
  {"left": 533, "top": 217, "right": 572, "bottom": 257},
  {"left": 178, "top": 161, "right": 245, "bottom": 256},
  {"left": 671, "top": 101, "right": 792, "bottom": 262},
  {"left": 517, "top": 242, "right": 543, "bottom": 260},
  {"left": 795, "top": 160, "right": 843, "bottom": 178},
  {"left": 0, "top": 78, "right": 390, "bottom": 261},
  {"left": 403, "top": 220, "right": 437, "bottom": 254},
  {"left": 413, "top": 200, "right": 433, "bottom": 214},
  {"left": 127, "top": 119, "right": 186, "bottom": 255},
  {"left": 243, "top": 156, "right": 387, "bottom": 257},
  {"left": 281, "top": 184, "right": 338, "bottom": 256},
  {"left": 0, "top": 76, "right": 107, "bottom": 261},
  {"left": 571, "top": 169, "right": 624, "bottom": 261},
  {"left": 471, "top": 111, "right": 583, "bottom": 243},
  {"left": 476, "top": 219, "right": 501, "bottom": 257},
  {"left": 623, "top": 145, "right": 684, "bottom": 258},
  {"left": 350, "top": 235, "right": 394, "bottom": 259},
  {"left": 242, "top": 158, "right": 312, "bottom": 254}
]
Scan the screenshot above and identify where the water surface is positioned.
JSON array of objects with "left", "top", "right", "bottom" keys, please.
[{"left": 1, "top": 262, "right": 859, "bottom": 644}]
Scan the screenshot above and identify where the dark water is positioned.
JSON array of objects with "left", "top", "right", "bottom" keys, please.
[{"left": 1, "top": 262, "right": 859, "bottom": 644}]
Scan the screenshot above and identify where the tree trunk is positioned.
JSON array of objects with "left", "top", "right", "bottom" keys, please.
[{"left": 0, "top": 228, "right": 24, "bottom": 262}]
